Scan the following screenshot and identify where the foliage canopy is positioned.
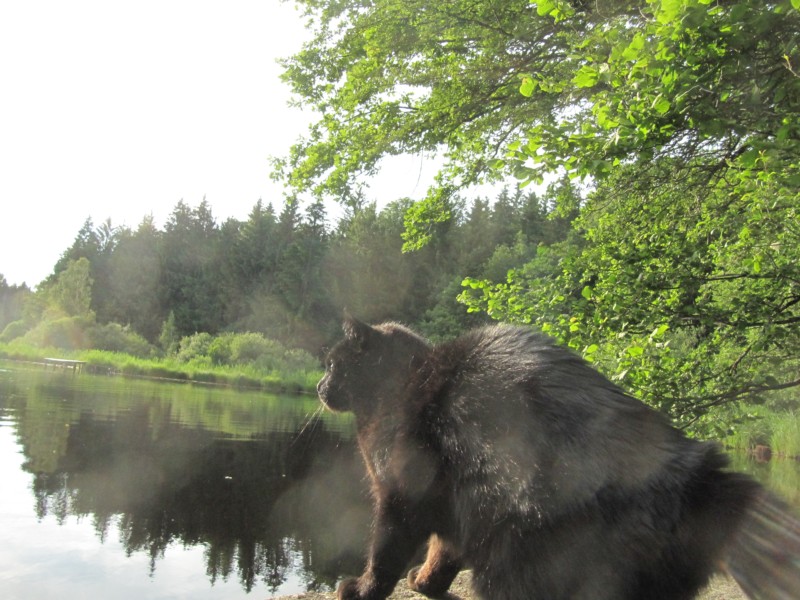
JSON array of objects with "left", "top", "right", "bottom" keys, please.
[{"left": 279, "top": 0, "right": 800, "bottom": 430}]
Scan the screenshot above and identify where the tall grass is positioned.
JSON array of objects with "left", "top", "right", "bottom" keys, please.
[
  {"left": 0, "top": 339, "right": 63, "bottom": 362},
  {"left": 725, "top": 407, "right": 800, "bottom": 458},
  {"left": 769, "top": 411, "right": 800, "bottom": 459}
]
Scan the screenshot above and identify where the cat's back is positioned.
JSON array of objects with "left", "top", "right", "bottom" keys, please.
[
  {"left": 434, "top": 323, "right": 615, "bottom": 402},
  {"left": 430, "top": 324, "right": 696, "bottom": 519}
]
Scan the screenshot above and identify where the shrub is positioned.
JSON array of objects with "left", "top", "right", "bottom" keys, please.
[
  {"left": 19, "top": 316, "right": 91, "bottom": 350},
  {"left": 208, "top": 333, "right": 235, "bottom": 365},
  {"left": 230, "top": 332, "right": 283, "bottom": 365},
  {"left": 159, "top": 312, "right": 179, "bottom": 354},
  {"left": 0, "top": 319, "right": 29, "bottom": 343},
  {"left": 88, "top": 322, "right": 154, "bottom": 358},
  {"left": 176, "top": 332, "right": 213, "bottom": 362},
  {"left": 282, "top": 347, "right": 319, "bottom": 372}
]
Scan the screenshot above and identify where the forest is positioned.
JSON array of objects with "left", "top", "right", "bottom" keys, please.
[
  {"left": 2, "top": 0, "right": 800, "bottom": 437},
  {"left": 0, "top": 185, "right": 571, "bottom": 360}
]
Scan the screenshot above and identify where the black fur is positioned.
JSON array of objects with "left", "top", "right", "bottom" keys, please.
[{"left": 317, "top": 319, "right": 800, "bottom": 600}]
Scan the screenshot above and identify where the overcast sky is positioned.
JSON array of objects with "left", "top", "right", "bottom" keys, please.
[{"left": 0, "top": 1, "right": 440, "bottom": 288}]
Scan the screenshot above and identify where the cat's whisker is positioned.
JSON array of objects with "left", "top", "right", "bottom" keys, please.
[{"left": 292, "top": 404, "right": 324, "bottom": 448}]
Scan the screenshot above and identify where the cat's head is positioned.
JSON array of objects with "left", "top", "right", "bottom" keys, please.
[{"left": 317, "top": 317, "right": 431, "bottom": 414}]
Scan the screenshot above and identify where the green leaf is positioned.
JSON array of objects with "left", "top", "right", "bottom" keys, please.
[
  {"left": 461, "top": 277, "right": 483, "bottom": 289},
  {"left": 519, "top": 76, "right": 536, "bottom": 97},
  {"left": 626, "top": 345, "right": 644, "bottom": 357},
  {"left": 653, "top": 96, "right": 671, "bottom": 115},
  {"left": 622, "top": 34, "right": 646, "bottom": 62},
  {"left": 581, "top": 285, "right": 593, "bottom": 300},
  {"left": 657, "top": 0, "right": 685, "bottom": 23},
  {"left": 739, "top": 149, "right": 760, "bottom": 168},
  {"left": 536, "top": 0, "right": 557, "bottom": 17},
  {"left": 651, "top": 324, "right": 670, "bottom": 339},
  {"left": 573, "top": 65, "right": 599, "bottom": 88}
]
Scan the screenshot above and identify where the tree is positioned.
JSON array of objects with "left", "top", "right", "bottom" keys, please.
[
  {"left": 323, "top": 201, "right": 414, "bottom": 322},
  {"left": 455, "top": 1, "right": 800, "bottom": 429},
  {"left": 107, "top": 216, "right": 164, "bottom": 341},
  {"left": 271, "top": 200, "right": 332, "bottom": 347},
  {"left": 160, "top": 200, "right": 224, "bottom": 337},
  {"left": 275, "top": 0, "right": 586, "bottom": 213},
  {"left": 50, "top": 217, "right": 122, "bottom": 324},
  {"left": 507, "top": 0, "right": 800, "bottom": 186},
  {"left": 159, "top": 311, "right": 179, "bottom": 354},
  {"left": 233, "top": 201, "right": 279, "bottom": 291},
  {"left": 0, "top": 275, "right": 31, "bottom": 331},
  {"left": 47, "top": 257, "right": 94, "bottom": 318}
]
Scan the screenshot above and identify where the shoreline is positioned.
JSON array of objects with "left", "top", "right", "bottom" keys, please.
[
  {"left": 272, "top": 571, "right": 745, "bottom": 600},
  {"left": 0, "top": 354, "right": 319, "bottom": 395}
]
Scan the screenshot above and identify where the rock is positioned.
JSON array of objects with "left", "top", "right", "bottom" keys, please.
[{"left": 271, "top": 571, "right": 744, "bottom": 599}]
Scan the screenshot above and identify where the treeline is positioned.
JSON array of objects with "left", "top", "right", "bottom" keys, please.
[
  {"left": 0, "top": 183, "right": 574, "bottom": 357},
  {"left": 0, "top": 275, "right": 28, "bottom": 334}
]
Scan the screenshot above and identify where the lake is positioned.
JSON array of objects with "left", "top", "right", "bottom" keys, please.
[
  {"left": 0, "top": 362, "right": 373, "bottom": 599},
  {"left": 1, "top": 362, "right": 799, "bottom": 599}
]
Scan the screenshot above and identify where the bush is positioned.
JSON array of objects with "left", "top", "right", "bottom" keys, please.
[
  {"left": 205, "top": 331, "right": 308, "bottom": 371},
  {"left": 231, "top": 332, "right": 283, "bottom": 365},
  {"left": 19, "top": 316, "right": 91, "bottom": 350},
  {"left": 88, "top": 322, "right": 154, "bottom": 358},
  {"left": 208, "top": 333, "right": 235, "bottom": 365},
  {"left": 174, "top": 331, "right": 314, "bottom": 376},
  {"left": 0, "top": 319, "right": 29, "bottom": 343},
  {"left": 282, "top": 347, "right": 319, "bottom": 372},
  {"left": 176, "top": 332, "right": 213, "bottom": 363}
]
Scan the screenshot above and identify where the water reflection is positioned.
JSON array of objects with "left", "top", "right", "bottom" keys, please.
[
  {"left": 728, "top": 451, "right": 800, "bottom": 507},
  {"left": 0, "top": 365, "right": 372, "bottom": 597},
  {"left": 2, "top": 365, "right": 799, "bottom": 598}
]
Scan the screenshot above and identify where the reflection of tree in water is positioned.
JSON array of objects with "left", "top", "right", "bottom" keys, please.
[{"left": 29, "top": 406, "right": 371, "bottom": 593}]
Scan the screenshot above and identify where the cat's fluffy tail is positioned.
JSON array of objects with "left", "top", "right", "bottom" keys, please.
[{"left": 724, "top": 490, "right": 800, "bottom": 599}]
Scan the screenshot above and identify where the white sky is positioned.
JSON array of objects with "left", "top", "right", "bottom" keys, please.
[{"left": 0, "top": 1, "right": 440, "bottom": 288}]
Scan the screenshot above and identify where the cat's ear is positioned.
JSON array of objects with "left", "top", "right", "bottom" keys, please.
[{"left": 342, "top": 314, "right": 372, "bottom": 348}]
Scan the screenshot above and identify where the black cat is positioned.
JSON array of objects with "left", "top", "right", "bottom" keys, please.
[{"left": 317, "top": 318, "right": 800, "bottom": 600}]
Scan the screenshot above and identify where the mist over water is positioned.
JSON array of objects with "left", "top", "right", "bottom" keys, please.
[{"left": 0, "top": 363, "right": 371, "bottom": 598}]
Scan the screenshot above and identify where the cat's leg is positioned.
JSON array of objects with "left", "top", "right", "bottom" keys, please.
[
  {"left": 338, "top": 494, "right": 431, "bottom": 600},
  {"left": 407, "top": 534, "right": 463, "bottom": 597}
]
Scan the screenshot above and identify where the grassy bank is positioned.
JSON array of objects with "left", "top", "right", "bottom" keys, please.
[
  {"left": 725, "top": 408, "right": 800, "bottom": 459},
  {"left": 0, "top": 342, "right": 321, "bottom": 394}
]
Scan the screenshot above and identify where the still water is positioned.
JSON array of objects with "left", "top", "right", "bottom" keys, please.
[
  {"left": 1, "top": 363, "right": 799, "bottom": 599},
  {"left": 0, "top": 362, "right": 373, "bottom": 599}
]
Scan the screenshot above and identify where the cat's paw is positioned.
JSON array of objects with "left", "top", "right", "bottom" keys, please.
[
  {"left": 337, "top": 577, "right": 363, "bottom": 600},
  {"left": 407, "top": 565, "right": 427, "bottom": 591},
  {"left": 407, "top": 565, "right": 453, "bottom": 597},
  {"left": 337, "top": 576, "right": 388, "bottom": 600}
]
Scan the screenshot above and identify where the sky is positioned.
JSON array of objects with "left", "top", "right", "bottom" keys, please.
[{"left": 0, "top": 1, "right": 440, "bottom": 288}]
